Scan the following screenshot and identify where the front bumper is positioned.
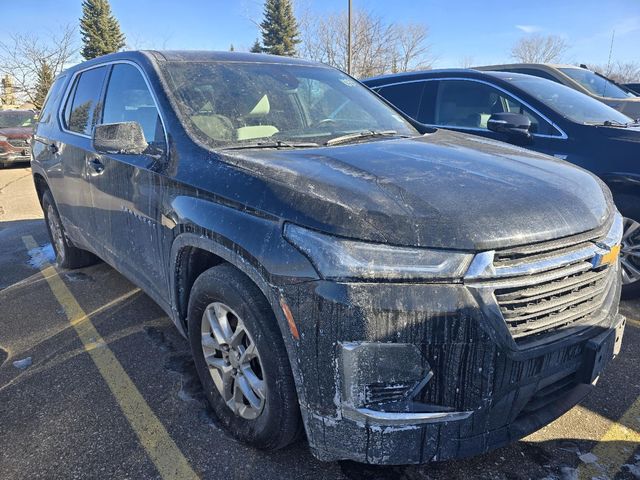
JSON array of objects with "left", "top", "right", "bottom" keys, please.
[
  {"left": 0, "top": 150, "right": 31, "bottom": 164},
  {"left": 279, "top": 217, "right": 625, "bottom": 464}
]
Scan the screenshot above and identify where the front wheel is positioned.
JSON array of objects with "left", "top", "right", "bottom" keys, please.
[
  {"left": 621, "top": 216, "right": 640, "bottom": 298},
  {"left": 187, "top": 264, "right": 302, "bottom": 450},
  {"left": 616, "top": 194, "right": 640, "bottom": 299}
]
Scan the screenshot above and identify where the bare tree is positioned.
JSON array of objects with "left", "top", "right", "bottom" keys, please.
[
  {"left": 459, "top": 55, "right": 475, "bottom": 68},
  {"left": 510, "top": 34, "right": 569, "bottom": 63},
  {"left": 0, "top": 25, "right": 77, "bottom": 106},
  {"left": 394, "top": 23, "right": 433, "bottom": 72},
  {"left": 298, "top": 7, "right": 433, "bottom": 78},
  {"left": 589, "top": 61, "right": 640, "bottom": 84}
]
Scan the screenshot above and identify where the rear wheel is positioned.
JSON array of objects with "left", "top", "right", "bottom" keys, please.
[
  {"left": 42, "top": 190, "right": 97, "bottom": 269},
  {"left": 187, "top": 264, "right": 302, "bottom": 450}
]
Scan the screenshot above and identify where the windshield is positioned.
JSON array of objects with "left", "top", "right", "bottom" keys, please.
[
  {"left": 559, "top": 68, "right": 635, "bottom": 99},
  {"left": 508, "top": 76, "right": 634, "bottom": 125},
  {"left": 0, "top": 111, "right": 35, "bottom": 128},
  {"left": 159, "top": 61, "right": 418, "bottom": 147}
]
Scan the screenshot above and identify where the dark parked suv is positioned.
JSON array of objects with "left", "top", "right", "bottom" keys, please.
[
  {"left": 32, "top": 51, "right": 625, "bottom": 465},
  {"left": 364, "top": 69, "right": 640, "bottom": 298}
]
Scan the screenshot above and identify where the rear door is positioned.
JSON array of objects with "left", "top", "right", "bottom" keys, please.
[
  {"left": 53, "top": 66, "right": 109, "bottom": 250},
  {"left": 88, "top": 62, "right": 169, "bottom": 300},
  {"left": 418, "top": 78, "right": 568, "bottom": 158}
]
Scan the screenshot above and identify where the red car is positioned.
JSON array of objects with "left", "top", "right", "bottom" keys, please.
[{"left": 0, "top": 110, "right": 36, "bottom": 167}]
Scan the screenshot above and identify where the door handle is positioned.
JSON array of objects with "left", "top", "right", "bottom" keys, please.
[
  {"left": 89, "top": 158, "right": 105, "bottom": 173},
  {"left": 48, "top": 143, "right": 59, "bottom": 154}
]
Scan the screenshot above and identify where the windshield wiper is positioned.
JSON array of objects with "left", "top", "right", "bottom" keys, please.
[
  {"left": 325, "top": 130, "right": 405, "bottom": 146},
  {"left": 587, "top": 119, "right": 633, "bottom": 128},
  {"left": 220, "top": 140, "right": 319, "bottom": 151}
]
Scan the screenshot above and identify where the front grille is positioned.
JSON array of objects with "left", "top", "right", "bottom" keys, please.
[
  {"left": 495, "top": 264, "right": 612, "bottom": 342},
  {"left": 485, "top": 220, "right": 619, "bottom": 346},
  {"left": 7, "top": 139, "right": 28, "bottom": 148}
]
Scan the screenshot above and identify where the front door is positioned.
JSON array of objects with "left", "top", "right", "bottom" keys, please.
[{"left": 88, "top": 62, "right": 169, "bottom": 300}]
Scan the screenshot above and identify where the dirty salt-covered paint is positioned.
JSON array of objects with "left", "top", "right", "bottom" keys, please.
[{"left": 29, "top": 50, "right": 625, "bottom": 466}]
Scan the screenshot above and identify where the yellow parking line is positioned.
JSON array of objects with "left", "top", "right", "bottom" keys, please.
[
  {"left": 577, "top": 395, "right": 640, "bottom": 479},
  {"left": 577, "top": 318, "right": 640, "bottom": 480},
  {"left": 22, "top": 236, "right": 198, "bottom": 480}
]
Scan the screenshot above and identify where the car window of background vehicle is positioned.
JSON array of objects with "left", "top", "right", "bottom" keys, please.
[
  {"left": 512, "top": 76, "right": 635, "bottom": 124},
  {"left": 0, "top": 111, "right": 36, "bottom": 128},
  {"left": 431, "top": 79, "right": 557, "bottom": 135},
  {"left": 559, "top": 68, "right": 634, "bottom": 99},
  {"left": 376, "top": 82, "right": 425, "bottom": 118}
]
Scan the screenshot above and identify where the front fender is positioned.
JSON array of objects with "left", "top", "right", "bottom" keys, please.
[{"left": 167, "top": 196, "right": 319, "bottom": 406}]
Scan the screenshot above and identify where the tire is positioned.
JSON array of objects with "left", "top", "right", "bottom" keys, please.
[
  {"left": 615, "top": 194, "right": 640, "bottom": 299},
  {"left": 187, "top": 264, "right": 302, "bottom": 450},
  {"left": 42, "top": 190, "right": 97, "bottom": 269}
]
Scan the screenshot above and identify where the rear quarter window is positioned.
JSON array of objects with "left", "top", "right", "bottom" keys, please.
[
  {"left": 38, "top": 76, "right": 67, "bottom": 125},
  {"left": 62, "top": 66, "right": 108, "bottom": 136},
  {"left": 376, "top": 82, "right": 425, "bottom": 118}
]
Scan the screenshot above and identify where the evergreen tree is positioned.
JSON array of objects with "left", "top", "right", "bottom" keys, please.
[
  {"left": 80, "top": 0, "right": 126, "bottom": 60},
  {"left": 259, "top": 0, "right": 300, "bottom": 56},
  {"left": 229, "top": 44, "right": 235, "bottom": 52},
  {"left": 34, "top": 61, "right": 54, "bottom": 110},
  {"left": 250, "top": 38, "right": 263, "bottom": 53}
]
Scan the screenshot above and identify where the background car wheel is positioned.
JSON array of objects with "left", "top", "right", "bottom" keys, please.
[
  {"left": 42, "top": 190, "right": 98, "bottom": 269},
  {"left": 615, "top": 194, "right": 640, "bottom": 299},
  {"left": 187, "top": 264, "right": 302, "bottom": 450}
]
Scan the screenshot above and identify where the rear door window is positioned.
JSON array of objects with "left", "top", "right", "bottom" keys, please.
[
  {"left": 376, "top": 82, "right": 425, "bottom": 117},
  {"left": 101, "top": 63, "right": 165, "bottom": 147},
  {"left": 63, "top": 66, "right": 108, "bottom": 135}
]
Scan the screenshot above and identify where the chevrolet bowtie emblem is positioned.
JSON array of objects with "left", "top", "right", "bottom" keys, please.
[{"left": 592, "top": 244, "right": 621, "bottom": 268}]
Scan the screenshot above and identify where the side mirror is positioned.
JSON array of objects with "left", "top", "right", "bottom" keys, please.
[
  {"left": 487, "top": 113, "right": 532, "bottom": 140},
  {"left": 93, "top": 122, "right": 148, "bottom": 155}
]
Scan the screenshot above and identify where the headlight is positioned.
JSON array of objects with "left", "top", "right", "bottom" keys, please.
[
  {"left": 0, "top": 135, "right": 7, "bottom": 143},
  {"left": 284, "top": 223, "right": 473, "bottom": 281}
]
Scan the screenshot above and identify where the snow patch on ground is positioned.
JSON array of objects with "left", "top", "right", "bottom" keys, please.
[
  {"left": 27, "top": 243, "right": 54, "bottom": 269},
  {"left": 12, "top": 357, "right": 32, "bottom": 370}
]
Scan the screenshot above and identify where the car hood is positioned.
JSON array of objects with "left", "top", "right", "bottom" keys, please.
[
  {"left": 221, "top": 130, "right": 612, "bottom": 251},
  {"left": 0, "top": 127, "right": 31, "bottom": 138}
]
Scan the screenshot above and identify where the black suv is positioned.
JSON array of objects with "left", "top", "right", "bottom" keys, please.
[
  {"left": 363, "top": 69, "right": 640, "bottom": 297},
  {"left": 32, "top": 51, "right": 625, "bottom": 465}
]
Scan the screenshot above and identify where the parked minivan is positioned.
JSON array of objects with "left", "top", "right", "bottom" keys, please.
[
  {"left": 32, "top": 51, "right": 625, "bottom": 465},
  {"left": 364, "top": 69, "right": 640, "bottom": 298}
]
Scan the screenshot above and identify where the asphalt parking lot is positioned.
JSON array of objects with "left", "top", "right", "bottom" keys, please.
[{"left": 0, "top": 165, "right": 638, "bottom": 480}]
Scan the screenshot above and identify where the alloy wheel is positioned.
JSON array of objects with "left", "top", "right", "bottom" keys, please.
[
  {"left": 200, "top": 302, "right": 266, "bottom": 420},
  {"left": 621, "top": 217, "right": 640, "bottom": 285}
]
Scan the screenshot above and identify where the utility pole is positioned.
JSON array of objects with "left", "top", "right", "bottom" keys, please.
[{"left": 347, "top": 0, "right": 352, "bottom": 75}]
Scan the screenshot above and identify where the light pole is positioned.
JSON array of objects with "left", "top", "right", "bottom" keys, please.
[{"left": 347, "top": 0, "right": 352, "bottom": 75}]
